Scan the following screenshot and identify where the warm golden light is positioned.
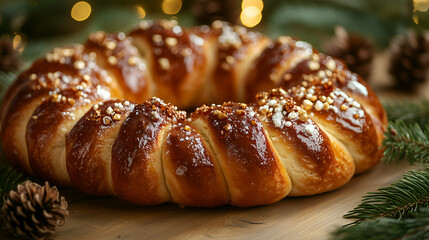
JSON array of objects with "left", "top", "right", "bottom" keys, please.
[
  {"left": 135, "top": 5, "right": 146, "bottom": 19},
  {"left": 240, "top": 6, "right": 262, "bottom": 28},
  {"left": 242, "top": 0, "right": 263, "bottom": 11},
  {"left": 71, "top": 1, "right": 92, "bottom": 22},
  {"left": 12, "top": 34, "right": 24, "bottom": 53},
  {"left": 12, "top": 35, "right": 21, "bottom": 50},
  {"left": 414, "top": 0, "right": 429, "bottom": 12},
  {"left": 413, "top": 0, "right": 429, "bottom": 24},
  {"left": 162, "top": 0, "right": 182, "bottom": 15}
]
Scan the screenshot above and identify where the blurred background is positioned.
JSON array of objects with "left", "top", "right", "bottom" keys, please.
[{"left": 0, "top": 0, "right": 429, "bottom": 94}]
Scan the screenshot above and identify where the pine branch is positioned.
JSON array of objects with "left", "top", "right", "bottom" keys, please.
[
  {"left": 344, "top": 168, "right": 429, "bottom": 224},
  {"left": 332, "top": 208, "right": 429, "bottom": 240},
  {"left": 382, "top": 121, "right": 429, "bottom": 165},
  {"left": 383, "top": 99, "right": 429, "bottom": 127},
  {"left": 0, "top": 162, "right": 26, "bottom": 207}
]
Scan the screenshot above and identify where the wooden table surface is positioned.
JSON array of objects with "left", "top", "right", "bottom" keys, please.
[{"left": 0, "top": 161, "right": 419, "bottom": 240}]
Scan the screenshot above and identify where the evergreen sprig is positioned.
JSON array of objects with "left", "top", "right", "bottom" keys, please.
[
  {"left": 0, "top": 162, "right": 26, "bottom": 207},
  {"left": 344, "top": 168, "right": 429, "bottom": 224},
  {"left": 333, "top": 208, "right": 429, "bottom": 240},
  {"left": 382, "top": 120, "right": 429, "bottom": 165},
  {"left": 383, "top": 99, "right": 429, "bottom": 127}
]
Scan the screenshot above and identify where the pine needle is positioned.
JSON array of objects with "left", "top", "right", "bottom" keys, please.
[
  {"left": 332, "top": 208, "right": 429, "bottom": 240},
  {"left": 344, "top": 168, "right": 429, "bottom": 225},
  {"left": 383, "top": 99, "right": 429, "bottom": 127},
  {"left": 382, "top": 121, "right": 429, "bottom": 165},
  {"left": 0, "top": 162, "right": 26, "bottom": 207}
]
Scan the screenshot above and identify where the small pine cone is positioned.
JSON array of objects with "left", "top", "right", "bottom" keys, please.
[
  {"left": 389, "top": 30, "right": 429, "bottom": 91},
  {"left": 0, "top": 35, "right": 22, "bottom": 72},
  {"left": 191, "top": 0, "right": 240, "bottom": 25},
  {"left": 323, "top": 26, "right": 375, "bottom": 80},
  {"left": 1, "top": 181, "right": 68, "bottom": 240}
]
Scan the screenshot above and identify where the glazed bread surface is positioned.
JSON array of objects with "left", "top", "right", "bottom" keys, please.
[{"left": 0, "top": 20, "right": 387, "bottom": 207}]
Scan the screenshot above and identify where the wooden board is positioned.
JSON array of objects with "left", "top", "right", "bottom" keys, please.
[{"left": 0, "top": 161, "right": 419, "bottom": 240}]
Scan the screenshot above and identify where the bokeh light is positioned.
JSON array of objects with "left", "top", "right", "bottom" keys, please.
[
  {"left": 241, "top": 6, "right": 262, "bottom": 27},
  {"left": 71, "top": 1, "right": 92, "bottom": 22},
  {"left": 135, "top": 5, "right": 146, "bottom": 19},
  {"left": 12, "top": 34, "right": 24, "bottom": 53},
  {"left": 162, "top": 0, "right": 182, "bottom": 15},
  {"left": 240, "top": 0, "right": 263, "bottom": 27}
]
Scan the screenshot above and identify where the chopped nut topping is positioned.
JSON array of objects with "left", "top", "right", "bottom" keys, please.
[
  {"left": 108, "top": 56, "right": 118, "bottom": 65},
  {"left": 308, "top": 61, "right": 320, "bottom": 71},
  {"left": 165, "top": 37, "right": 178, "bottom": 47},
  {"left": 83, "top": 74, "right": 91, "bottom": 81},
  {"left": 326, "top": 59, "right": 336, "bottom": 71},
  {"left": 113, "top": 113, "right": 121, "bottom": 120},
  {"left": 152, "top": 34, "right": 163, "bottom": 44},
  {"left": 106, "top": 106, "right": 114, "bottom": 115},
  {"left": 236, "top": 110, "right": 245, "bottom": 115},
  {"left": 105, "top": 41, "right": 117, "bottom": 50},
  {"left": 340, "top": 104, "right": 348, "bottom": 111},
  {"left": 283, "top": 73, "right": 292, "bottom": 81},
  {"left": 93, "top": 104, "right": 99, "bottom": 110},
  {"left": 183, "top": 125, "right": 191, "bottom": 131},
  {"left": 250, "top": 120, "right": 257, "bottom": 126},
  {"left": 128, "top": 56, "right": 138, "bottom": 66},
  {"left": 303, "top": 99, "right": 313, "bottom": 110},
  {"left": 223, "top": 123, "right": 231, "bottom": 131},
  {"left": 30, "top": 73, "right": 37, "bottom": 81},
  {"left": 213, "top": 110, "right": 227, "bottom": 119},
  {"left": 103, "top": 116, "right": 112, "bottom": 125},
  {"left": 158, "top": 58, "right": 170, "bottom": 70},
  {"left": 74, "top": 60, "right": 85, "bottom": 70},
  {"left": 225, "top": 55, "right": 235, "bottom": 65},
  {"left": 32, "top": 115, "right": 38, "bottom": 120},
  {"left": 314, "top": 100, "right": 323, "bottom": 111}
]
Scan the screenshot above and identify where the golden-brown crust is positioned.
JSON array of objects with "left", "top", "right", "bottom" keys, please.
[
  {"left": 66, "top": 100, "right": 135, "bottom": 195},
  {"left": 252, "top": 91, "right": 354, "bottom": 195},
  {"left": 163, "top": 123, "right": 229, "bottom": 207},
  {"left": 191, "top": 102, "right": 291, "bottom": 207},
  {"left": 129, "top": 20, "right": 208, "bottom": 107},
  {"left": 85, "top": 32, "right": 151, "bottom": 102},
  {"left": 0, "top": 20, "right": 387, "bottom": 207},
  {"left": 111, "top": 98, "right": 186, "bottom": 205}
]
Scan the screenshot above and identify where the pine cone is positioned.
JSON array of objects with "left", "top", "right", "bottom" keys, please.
[
  {"left": 389, "top": 30, "right": 429, "bottom": 91},
  {"left": 1, "top": 181, "right": 68, "bottom": 240},
  {"left": 0, "top": 35, "right": 22, "bottom": 72},
  {"left": 323, "top": 26, "right": 375, "bottom": 80},
  {"left": 191, "top": 0, "right": 240, "bottom": 25}
]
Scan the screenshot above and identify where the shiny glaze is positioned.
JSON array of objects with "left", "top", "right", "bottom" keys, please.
[
  {"left": 85, "top": 32, "right": 151, "bottom": 102},
  {"left": 129, "top": 20, "right": 206, "bottom": 106},
  {"left": 66, "top": 100, "right": 135, "bottom": 195},
  {"left": 111, "top": 98, "right": 186, "bottom": 205},
  {"left": 0, "top": 21, "right": 388, "bottom": 207},
  {"left": 279, "top": 53, "right": 387, "bottom": 124},
  {"left": 163, "top": 122, "right": 229, "bottom": 206},
  {"left": 209, "top": 21, "right": 270, "bottom": 102},
  {"left": 245, "top": 37, "right": 314, "bottom": 101},
  {"left": 26, "top": 86, "right": 111, "bottom": 185},
  {"left": 252, "top": 91, "right": 335, "bottom": 179},
  {"left": 1, "top": 45, "right": 115, "bottom": 172},
  {"left": 284, "top": 74, "right": 381, "bottom": 172},
  {"left": 191, "top": 102, "right": 290, "bottom": 206}
]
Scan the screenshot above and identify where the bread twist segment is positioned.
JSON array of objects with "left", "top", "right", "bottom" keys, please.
[{"left": 0, "top": 19, "right": 387, "bottom": 207}]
